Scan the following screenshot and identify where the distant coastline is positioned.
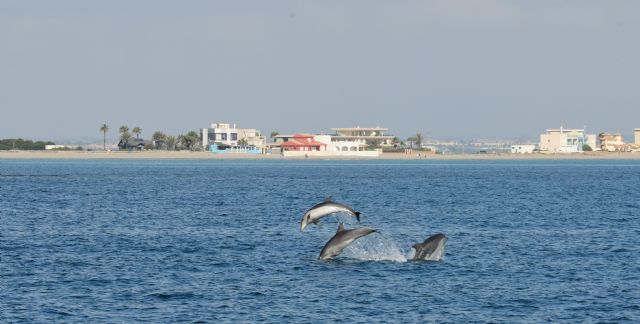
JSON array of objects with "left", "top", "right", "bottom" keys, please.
[{"left": 1, "top": 150, "right": 640, "bottom": 160}]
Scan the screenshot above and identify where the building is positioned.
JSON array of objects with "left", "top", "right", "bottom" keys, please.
[
  {"left": 539, "top": 127, "right": 596, "bottom": 153},
  {"left": 201, "top": 122, "right": 266, "bottom": 153},
  {"left": 511, "top": 144, "right": 536, "bottom": 154},
  {"left": 280, "top": 134, "right": 327, "bottom": 152},
  {"left": 598, "top": 132, "right": 624, "bottom": 152},
  {"left": 274, "top": 133, "right": 380, "bottom": 157},
  {"left": 635, "top": 128, "right": 640, "bottom": 145},
  {"left": 118, "top": 138, "right": 145, "bottom": 150},
  {"left": 330, "top": 126, "right": 394, "bottom": 147},
  {"left": 45, "top": 145, "right": 66, "bottom": 150}
]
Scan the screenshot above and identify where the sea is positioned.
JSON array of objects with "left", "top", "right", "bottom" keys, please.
[{"left": 1, "top": 159, "right": 639, "bottom": 323}]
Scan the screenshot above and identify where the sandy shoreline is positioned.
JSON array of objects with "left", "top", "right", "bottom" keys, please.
[{"left": 1, "top": 150, "right": 640, "bottom": 160}]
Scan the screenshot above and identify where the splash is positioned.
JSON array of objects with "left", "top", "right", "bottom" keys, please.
[{"left": 340, "top": 233, "right": 408, "bottom": 262}]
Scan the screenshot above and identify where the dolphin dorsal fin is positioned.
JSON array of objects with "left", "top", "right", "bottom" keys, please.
[
  {"left": 337, "top": 223, "right": 345, "bottom": 233},
  {"left": 324, "top": 196, "right": 333, "bottom": 202}
]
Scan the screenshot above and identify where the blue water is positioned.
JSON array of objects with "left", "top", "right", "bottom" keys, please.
[{"left": 1, "top": 159, "right": 639, "bottom": 322}]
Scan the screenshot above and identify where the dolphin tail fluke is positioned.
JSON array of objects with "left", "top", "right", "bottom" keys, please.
[{"left": 355, "top": 211, "right": 361, "bottom": 222}]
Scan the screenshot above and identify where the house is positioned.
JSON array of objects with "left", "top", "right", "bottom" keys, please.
[
  {"left": 201, "top": 122, "right": 266, "bottom": 153},
  {"left": 599, "top": 132, "right": 625, "bottom": 152},
  {"left": 330, "top": 126, "right": 395, "bottom": 148},
  {"left": 118, "top": 138, "right": 145, "bottom": 150},
  {"left": 539, "top": 127, "right": 596, "bottom": 153},
  {"left": 280, "top": 134, "right": 327, "bottom": 152}
]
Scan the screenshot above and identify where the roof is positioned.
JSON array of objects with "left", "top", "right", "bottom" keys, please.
[
  {"left": 281, "top": 137, "right": 327, "bottom": 147},
  {"left": 292, "top": 133, "right": 315, "bottom": 138}
]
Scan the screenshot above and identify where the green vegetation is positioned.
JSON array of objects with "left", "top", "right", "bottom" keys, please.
[
  {"left": 178, "top": 131, "right": 200, "bottom": 150},
  {"left": 583, "top": 144, "right": 593, "bottom": 151},
  {"left": 119, "top": 125, "right": 131, "bottom": 142},
  {"left": 132, "top": 127, "right": 142, "bottom": 139},
  {"left": 406, "top": 132, "right": 424, "bottom": 148},
  {"left": 238, "top": 138, "right": 249, "bottom": 146},
  {"left": 166, "top": 135, "right": 177, "bottom": 151},
  {"left": 270, "top": 131, "right": 279, "bottom": 138},
  {"left": 0, "top": 138, "right": 55, "bottom": 150}
]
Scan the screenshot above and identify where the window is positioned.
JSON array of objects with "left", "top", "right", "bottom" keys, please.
[
  {"left": 231, "top": 133, "right": 238, "bottom": 141},
  {"left": 221, "top": 133, "right": 228, "bottom": 141}
]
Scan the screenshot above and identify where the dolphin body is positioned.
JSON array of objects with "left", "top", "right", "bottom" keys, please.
[
  {"left": 412, "top": 233, "right": 448, "bottom": 261},
  {"left": 318, "top": 223, "right": 377, "bottom": 260},
  {"left": 300, "top": 197, "right": 360, "bottom": 232}
]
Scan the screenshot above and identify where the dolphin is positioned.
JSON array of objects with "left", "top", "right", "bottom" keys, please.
[
  {"left": 318, "top": 223, "right": 377, "bottom": 260},
  {"left": 412, "top": 233, "right": 448, "bottom": 261},
  {"left": 300, "top": 197, "right": 361, "bottom": 232}
]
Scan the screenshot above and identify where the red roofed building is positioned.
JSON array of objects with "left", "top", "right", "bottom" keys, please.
[{"left": 280, "top": 134, "right": 327, "bottom": 151}]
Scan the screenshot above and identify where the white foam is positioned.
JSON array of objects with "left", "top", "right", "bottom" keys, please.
[{"left": 341, "top": 233, "right": 408, "bottom": 262}]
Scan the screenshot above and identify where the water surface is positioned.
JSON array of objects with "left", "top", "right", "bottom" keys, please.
[{"left": 1, "top": 159, "right": 639, "bottom": 322}]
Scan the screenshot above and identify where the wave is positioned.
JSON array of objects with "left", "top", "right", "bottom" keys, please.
[{"left": 340, "top": 233, "right": 409, "bottom": 262}]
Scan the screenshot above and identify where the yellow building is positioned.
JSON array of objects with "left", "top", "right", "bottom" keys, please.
[{"left": 598, "top": 132, "right": 624, "bottom": 152}]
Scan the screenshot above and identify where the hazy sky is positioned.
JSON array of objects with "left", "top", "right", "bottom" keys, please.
[{"left": 1, "top": 1, "right": 639, "bottom": 142}]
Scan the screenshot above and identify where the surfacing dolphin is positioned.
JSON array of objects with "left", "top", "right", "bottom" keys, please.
[
  {"left": 300, "top": 197, "right": 361, "bottom": 232},
  {"left": 318, "top": 223, "right": 377, "bottom": 260},
  {"left": 412, "top": 233, "right": 448, "bottom": 261}
]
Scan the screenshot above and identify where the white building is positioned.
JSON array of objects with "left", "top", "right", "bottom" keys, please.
[
  {"left": 635, "top": 128, "right": 640, "bottom": 145},
  {"left": 330, "top": 126, "right": 394, "bottom": 147},
  {"left": 511, "top": 144, "right": 536, "bottom": 154},
  {"left": 201, "top": 122, "right": 265, "bottom": 149},
  {"left": 539, "top": 127, "right": 596, "bottom": 153}
]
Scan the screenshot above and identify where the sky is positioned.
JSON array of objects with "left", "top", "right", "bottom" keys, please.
[{"left": 1, "top": 0, "right": 639, "bottom": 142}]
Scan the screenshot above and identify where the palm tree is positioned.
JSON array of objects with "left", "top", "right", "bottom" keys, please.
[
  {"left": 99, "top": 123, "right": 109, "bottom": 151},
  {"left": 270, "top": 131, "right": 279, "bottom": 138},
  {"left": 415, "top": 133, "right": 423, "bottom": 148},
  {"left": 132, "top": 127, "right": 142, "bottom": 139},
  {"left": 152, "top": 131, "right": 167, "bottom": 150},
  {"left": 166, "top": 135, "right": 177, "bottom": 151},
  {"left": 119, "top": 125, "right": 131, "bottom": 148},
  {"left": 119, "top": 125, "right": 129, "bottom": 137}
]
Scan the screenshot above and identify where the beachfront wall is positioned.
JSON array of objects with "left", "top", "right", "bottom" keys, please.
[
  {"left": 282, "top": 150, "right": 380, "bottom": 157},
  {"left": 209, "top": 144, "right": 262, "bottom": 154},
  {"left": 511, "top": 145, "right": 535, "bottom": 154}
]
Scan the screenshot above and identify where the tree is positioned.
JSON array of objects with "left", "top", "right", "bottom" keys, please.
[
  {"left": 179, "top": 131, "right": 200, "bottom": 150},
  {"left": 238, "top": 138, "right": 249, "bottom": 146},
  {"left": 99, "top": 123, "right": 109, "bottom": 151},
  {"left": 152, "top": 131, "right": 166, "bottom": 141},
  {"left": 152, "top": 131, "right": 167, "bottom": 150},
  {"left": 132, "top": 127, "right": 142, "bottom": 139},
  {"left": 270, "top": 131, "right": 279, "bottom": 138},
  {"left": 166, "top": 135, "right": 177, "bottom": 151},
  {"left": 582, "top": 144, "right": 593, "bottom": 151},
  {"left": 119, "top": 125, "right": 131, "bottom": 141},
  {"left": 415, "top": 133, "right": 423, "bottom": 147}
]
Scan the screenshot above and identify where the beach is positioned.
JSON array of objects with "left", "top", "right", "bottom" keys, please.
[{"left": 1, "top": 150, "right": 639, "bottom": 160}]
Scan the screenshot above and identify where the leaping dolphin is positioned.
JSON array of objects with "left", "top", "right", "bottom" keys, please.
[
  {"left": 318, "top": 223, "right": 377, "bottom": 260},
  {"left": 300, "top": 197, "right": 361, "bottom": 232},
  {"left": 412, "top": 233, "right": 448, "bottom": 261}
]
